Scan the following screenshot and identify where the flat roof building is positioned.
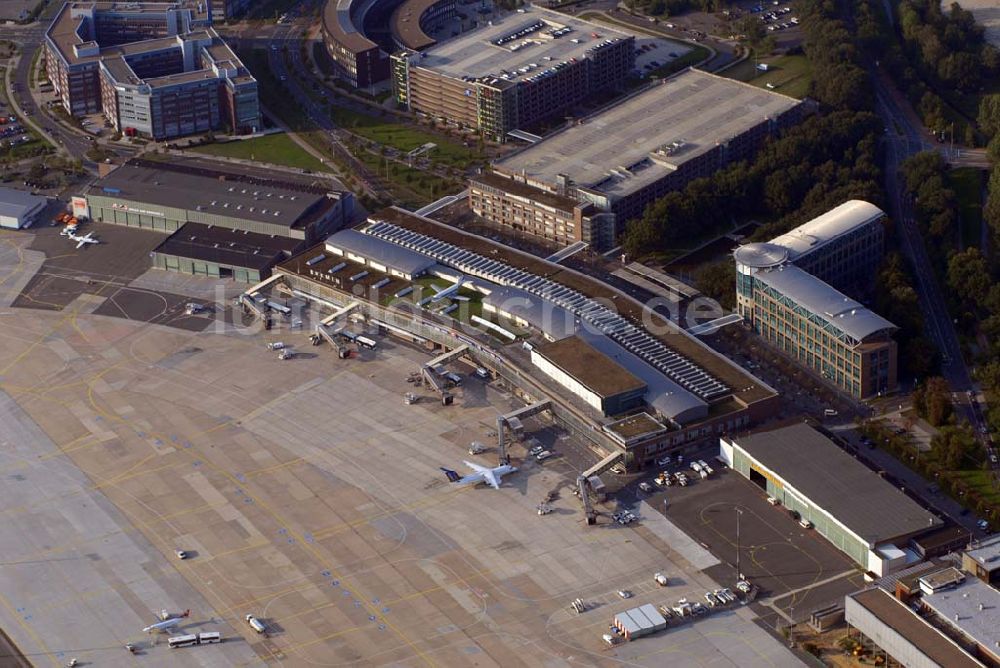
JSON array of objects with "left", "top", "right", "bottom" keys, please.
[
  {"left": 845, "top": 587, "right": 985, "bottom": 668},
  {"left": 721, "top": 423, "right": 941, "bottom": 575},
  {"left": 44, "top": 1, "right": 260, "bottom": 139},
  {"left": 921, "top": 576, "right": 1000, "bottom": 665},
  {"left": 392, "top": 6, "right": 635, "bottom": 143},
  {"left": 470, "top": 70, "right": 807, "bottom": 248},
  {"left": 531, "top": 335, "right": 647, "bottom": 416},
  {"left": 276, "top": 206, "right": 780, "bottom": 468},
  {"left": 0, "top": 186, "right": 46, "bottom": 229},
  {"left": 151, "top": 222, "right": 303, "bottom": 283},
  {"left": 963, "top": 535, "right": 1000, "bottom": 585},
  {"left": 735, "top": 201, "right": 894, "bottom": 399}
]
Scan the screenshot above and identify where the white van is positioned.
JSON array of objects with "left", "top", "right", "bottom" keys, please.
[
  {"left": 823, "top": 409, "right": 839, "bottom": 417},
  {"left": 245, "top": 615, "right": 266, "bottom": 634}
]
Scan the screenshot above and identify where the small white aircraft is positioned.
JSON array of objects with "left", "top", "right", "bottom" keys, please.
[
  {"left": 68, "top": 232, "right": 99, "bottom": 249},
  {"left": 430, "top": 277, "right": 466, "bottom": 302},
  {"left": 142, "top": 609, "right": 190, "bottom": 634},
  {"left": 440, "top": 461, "right": 518, "bottom": 490}
]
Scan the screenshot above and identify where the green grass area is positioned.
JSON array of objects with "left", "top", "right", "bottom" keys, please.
[
  {"left": 191, "top": 133, "right": 333, "bottom": 173},
  {"left": 723, "top": 52, "right": 812, "bottom": 99},
  {"left": 950, "top": 469, "right": 1000, "bottom": 509},
  {"left": 948, "top": 167, "right": 985, "bottom": 249}
]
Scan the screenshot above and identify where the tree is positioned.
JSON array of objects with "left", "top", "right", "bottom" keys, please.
[
  {"left": 978, "top": 94, "right": 1000, "bottom": 141},
  {"left": 913, "top": 377, "right": 954, "bottom": 426},
  {"left": 695, "top": 260, "right": 736, "bottom": 311},
  {"left": 947, "top": 247, "right": 990, "bottom": 305}
]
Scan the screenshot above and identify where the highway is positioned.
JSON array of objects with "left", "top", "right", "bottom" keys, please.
[{"left": 875, "top": 77, "right": 998, "bottom": 477}]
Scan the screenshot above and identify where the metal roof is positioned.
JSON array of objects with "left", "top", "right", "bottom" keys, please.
[
  {"left": 922, "top": 577, "right": 1000, "bottom": 661},
  {"left": 361, "top": 218, "right": 729, "bottom": 403},
  {"left": 753, "top": 264, "right": 896, "bottom": 342},
  {"left": 732, "top": 424, "right": 941, "bottom": 546},
  {"left": 325, "top": 229, "right": 436, "bottom": 277},
  {"left": 480, "top": 284, "right": 577, "bottom": 341},
  {"left": 769, "top": 200, "right": 885, "bottom": 262},
  {"left": 733, "top": 242, "right": 789, "bottom": 269},
  {"left": 0, "top": 186, "right": 46, "bottom": 221}
]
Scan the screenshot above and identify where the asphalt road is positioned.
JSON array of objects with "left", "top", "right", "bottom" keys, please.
[{"left": 875, "top": 75, "right": 998, "bottom": 476}]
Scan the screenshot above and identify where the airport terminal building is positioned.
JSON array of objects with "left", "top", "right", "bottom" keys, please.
[
  {"left": 469, "top": 70, "right": 806, "bottom": 248},
  {"left": 734, "top": 201, "right": 895, "bottom": 399},
  {"left": 273, "top": 207, "right": 780, "bottom": 467},
  {"left": 45, "top": 1, "right": 261, "bottom": 139},
  {"left": 75, "top": 157, "right": 353, "bottom": 282},
  {"left": 391, "top": 7, "right": 635, "bottom": 142},
  {"left": 721, "top": 424, "right": 941, "bottom": 576}
]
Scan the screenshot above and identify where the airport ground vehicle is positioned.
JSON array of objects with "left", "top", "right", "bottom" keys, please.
[
  {"left": 654, "top": 572, "right": 668, "bottom": 586},
  {"left": 246, "top": 615, "right": 266, "bottom": 634}
]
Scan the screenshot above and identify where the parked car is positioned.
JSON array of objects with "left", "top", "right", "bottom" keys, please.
[
  {"left": 536, "top": 450, "right": 554, "bottom": 461},
  {"left": 638, "top": 481, "right": 654, "bottom": 493}
]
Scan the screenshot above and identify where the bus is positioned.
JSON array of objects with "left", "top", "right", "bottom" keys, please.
[
  {"left": 198, "top": 632, "right": 221, "bottom": 644},
  {"left": 356, "top": 335, "right": 377, "bottom": 350},
  {"left": 168, "top": 634, "right": 199, "bottom": 648}
]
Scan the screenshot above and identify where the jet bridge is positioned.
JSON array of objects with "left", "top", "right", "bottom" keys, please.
[
  {"left": 421, "top": 365, "right": 454, "bottom": 406},
  {"left": 496, "top": 400, "right": 550, "bottom": 465},
  {"left": 578, "top": 451, "right": 623, "bottom": 526},
  {"left": 426, "top": 344, "right": 468, "bottom": 369},
  {"left": 320, "top": 301, "right": 359, "bottom": 326},
  {"left": 314, "top": 323, "right": 349, "bottom": 358}
]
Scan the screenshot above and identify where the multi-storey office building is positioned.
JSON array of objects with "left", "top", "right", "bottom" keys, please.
[
  {"left": 733, "top": 200, "right": 894, "bottom": 399},
  {"left": 469, "top": 70, "right": 806, "bottom": 248},
  {"left": 210, "top": 0, "right": 253, "bottom": 22},
  {"left": 45, "top": 1, "right": 260, "bottom": 139},
  {"left": 738, "top": 262, "right": 897, "bottom": 398},
  {"left": 321, "top": 0, "right": 391, "bottom": 89},
  {"left": 391, "top": 6, "right": 635, "bottom": 142}
]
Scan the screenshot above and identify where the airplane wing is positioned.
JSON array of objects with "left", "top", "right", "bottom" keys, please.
[
  {"left": 482, "top": 469, "right": 501, "bottom": 489},
  {"left": 463, "top": 460, "right": 489, "bottom": 473},
  {"left": 75, "top": 239, "right": 86, "bottom": 249}
]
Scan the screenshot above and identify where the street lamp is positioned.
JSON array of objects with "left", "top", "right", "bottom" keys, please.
[{"left": 736, "top": 507, "right": 744, "bottom": 580}]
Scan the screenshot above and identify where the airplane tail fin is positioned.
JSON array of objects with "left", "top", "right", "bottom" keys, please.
[
  {"left": 440, "top": 467, "right": 461, "bottom": 483},
  {"left": 182, "top": 609, "right": 191, "bottom": 618}
]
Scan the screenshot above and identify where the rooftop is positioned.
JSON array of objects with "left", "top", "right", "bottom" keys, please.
[
  {"left": 390, "top": 0, "right": 442, "bottom": 51},
  {"left": 322, "top": 0, "right": 380, "bottom": 54},
  {"left": 0, "top": 186, "right": 46, "bottom": 220},
  {"left": 923, "top": 577, "right": 1000, "bottom": 660},
  {"left": 534, "top": 335, "right": 646, "bottom": 400},
  {"left": 731, "top": 423, "right": 942, "bottom": 546},
  {"left": 493, "top": 70, "right": 801, "bottom": 202},
  {"left": 404, "top": 6, "right": 632, "bottom": 82},
  {"left": 769, "top": 200, "right": 886, "bottom": 262},
  {"left": 753, "top": 264, "right": 896, "bottom": 342},
  {"left": 325, "top": 228, "right": 437, "bottom": 277},
  {"left": 849, "top": 588, "right": 983, "bottom": 668},
  {"left": 603, "top": 412, "right": 668, "bottom": 441},
  {"left": 365, "top": 207, "right": 776, "bottom": 407},
  {"left": 153, "top": 222, "right": 302, "bottom": 271},
  {"left": 84, "top": 157, "right": 344, "bottom": 228},
  {"left": 966, "top": 535, "right": 1000, "bottom": 571},
  {"left": 471, "top": 171, "right": 586, "bottom": 213}
]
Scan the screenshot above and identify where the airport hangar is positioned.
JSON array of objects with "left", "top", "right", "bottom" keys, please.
[
  {"left": 269, "top": 206, "right": 780, "bottom": 470},
  {"left": 0, "top": 186, "right": 46, "bottom": 229},
  {"left": 469, "top": 68, "right": 808, "bottom": 249},
  {"left": 720, "top": 423, "right": 942, "bottom": 577},
  {"left": 73, "top": 156, "right": 355, "bottom": 282}
]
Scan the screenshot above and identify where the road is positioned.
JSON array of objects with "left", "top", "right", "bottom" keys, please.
[{"left": 875, "top": 75, "right": 998, "bottom": 476}]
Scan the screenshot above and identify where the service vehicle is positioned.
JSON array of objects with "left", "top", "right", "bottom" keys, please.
[
  {"left": 245, "top": 615, "right": 266, "bottom": 634},
  {"left": 654, "top": 572, "right": 669, "bottom": 586}
]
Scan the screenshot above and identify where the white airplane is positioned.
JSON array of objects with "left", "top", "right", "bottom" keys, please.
[
  {"left": 430, "top": 277, "right": 465, "bottom": 302},
  {"left": 440, "top": 460, "right": 518, "bottom": 490},
  {"left": 142, "top": 609, "right": 190, "bottom": 634},
  {"left": 68, "top": 232, "right": 99, "bottom": 249}
]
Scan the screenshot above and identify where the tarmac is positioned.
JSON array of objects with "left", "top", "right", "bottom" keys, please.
[{"left": 0, "top": 224, "right": 805, "bottom": 666}]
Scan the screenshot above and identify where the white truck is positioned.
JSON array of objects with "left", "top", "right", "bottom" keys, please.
[
  {"left": 245, "top": 615, "right": 266, "bottom": 634},
  {"left": 654, "top": 572, "right": 669, "bottom": 587}
]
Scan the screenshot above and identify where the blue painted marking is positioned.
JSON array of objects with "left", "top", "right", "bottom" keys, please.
[
  {"left": 286, "top": 538, "right": 294, "bottom": 544},
  {"left": 278, "top": 528, "right": 287, "bottom": 534},
  {"left": 342, "top": 591, "right": 350, "bottom": 597},
  {"left": 304, "top": 534, "right": 314, "bottom": 543},
  {"left": 378, "top": 624, "right": 385, "bottom": 631},
  {"left": 236, "top": 473, "right": 246, "bottom": 482},
  {"left": 244, "top": 498, "right": 253, "bottom": 504},
  {"left": 154, "top": 439, "right": 162, "bottom": 445},
  {"left": 15, "top": 608, "right": 23, "bottom": 613},
  {"left": 23, "top": 615, "right": 31, "bottom": 621},
  {"left": 332, "top": 580, "right": 340, "bottom": 586},
  {"left": 321, "top": 570, "right": 331, "bottom": 578},
  {"left": 382, "top": 607, "right": 390, "bottom": 614},
  {"left": 353, "top": 601, "right": 361, "bottom": 608},
  {"left": 193, "top": 461, "right": 201, "bottom": 467},
  {"left": 137, "top": 431, "right": 145, "bottom": 437},
  {"left": 369, "top": 615, "right": 376, "bottom": 622},
  {"left": 170, "top": 435, "right": 178, "bottom": 442},
  {"left": 95, "top": 416, "right": 102, "bottom": 421},
  {"left": 373, "top": 598, "right": 380, "bottom": 604}
]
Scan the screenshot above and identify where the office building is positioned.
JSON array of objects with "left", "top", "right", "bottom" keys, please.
[
  {"left": 210, "top": 0, "right": 253, "bottom": 22},
  {"left": 45, "top": 1, "right": 260, "bottom": 139},
  {"left": 470, "top": 69, "right": 805, "bottom": 248},
  {"left": 734, "top": 201, "right": 894, "bottom": 399},
  {"left": 720, "top": 423, "right": 942, "bottom": 575},
  {"left": 392, "top": 6, "right": 635, "bottom": 142}
]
